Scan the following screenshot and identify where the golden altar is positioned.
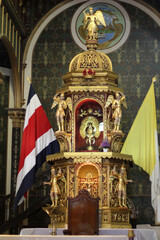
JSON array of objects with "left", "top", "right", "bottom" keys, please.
[
  {"left": 46, "top": 152, "right": 133, "bottom": 228},
  {"left": 44, "top": 9, "right": 134, "bottom": 230}
]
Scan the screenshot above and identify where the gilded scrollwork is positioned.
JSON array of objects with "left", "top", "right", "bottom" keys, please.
[
  {"left": 99, "top": 54, "right": 111, "bottom": 70},
  {"left": 69, "top": 166, "right": 75, "bottom": 198},
  {"left": 73, "top": 94, "right": 86, "bottom": 104},
  {"left": 102, "top": 210, "right": 109, "bottom": 224},
  {"left": 110, "top": 134, "right": 123, "bottom": 153},
  {"left": 102, "top": 165, "right": 108, "bottom": 207},
  {"left": 58, "top": 167, "right": 67, "bottom": 207},
  {"left": 79, "top": 52, "right": 99, "bottom": 69},
  {"left": 111, "top": 212, "right": 129, "bottom": 223},
  {"left": 109, "top": 165, "right": 119, "bottom": 207}
]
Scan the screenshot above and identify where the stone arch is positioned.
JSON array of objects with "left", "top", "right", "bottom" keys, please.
[{"left": 0, "top": 35, "right": 21, "bottom": 108}]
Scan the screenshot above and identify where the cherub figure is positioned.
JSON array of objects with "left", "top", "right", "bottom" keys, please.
[
  {"left": 105, "top": 92, "right": 127, "bottom": 132},
  {"left": 43, "top": 167, "right": 65, "bottom": 207},
  {"left": 51, "top": 93, "right": 72, "bottom": 132},
  {"left": 83, "top": 7, "right": 106, "bottom": 40}
]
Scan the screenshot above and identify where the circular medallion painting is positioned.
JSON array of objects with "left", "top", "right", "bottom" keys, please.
[{"left": 71, "top": 0, "right": 131, "bottom": 53}]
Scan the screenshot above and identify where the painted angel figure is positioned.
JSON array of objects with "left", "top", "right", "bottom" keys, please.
[
  {"left": 51, "top": 93, "right": 72, "bottom": 132},
  {"left": 105, "top": 92, "right": 127, "bottom": 132},
  {"left": 83, "top": 7, "right": 106, "bottom": 40}
]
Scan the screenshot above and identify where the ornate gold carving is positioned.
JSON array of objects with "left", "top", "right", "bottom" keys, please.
[
  {"left": 42, "top": 205, "right": 66, "bottom": 235},
  {"left": 111, "top": 212, "right": 129, "bottom": 223},
  {"left": 110, "top": 132, "right": 124, "bottom": 153},
  {"left": 79, "top": 52, "right": 99, "bottom": 68},
  {"left": 102, "top": 210, "right": 110, "bottom": 224},
  {"left": 102, "top": 165, "right": 108, "bottom": 207},
  {"left": 109, "top": 165, "right": 119, "bottom": 207},
  {"left": 46, "top": 152, "right": 133, "bottom": 163},
  {"left": 58, "top": 167, "right": 67, "bottom": 207},
  {"left": 69, "top": 50, "right": 112, "bottom": 72},
  {"left": 68, "top": 166, "right": 75, "bottom": 198},
  {"left": 55, "top": 132, "right": 71, "bottom": 152},
  {"left": 99, "top": 54, "right": 112, "bottom": 70},
  {"left": 73, "top": 93, "right": 86, "bottom": 104},
  {"left": 102, "top": 209, "right": 131, "bottom": 228}
]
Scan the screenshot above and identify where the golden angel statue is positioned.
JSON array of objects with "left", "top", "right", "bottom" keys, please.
[
  {"left": 105, "top": 92, "right": 127, "bottom": 132},
  {"left": 109, "top": 164, "right": 132, "bottom": 207},
  {"left": 83, "top": 7, "right": 106, "bottom": 40},
  {"left": 115, "top": 165, "right": 133, "bottom": 207},
  {"left": 51, "top": 93, "right": 72, "bottom": 132},
  {"left": 43, "top": 167, "right": 66, "bottom": 207}
]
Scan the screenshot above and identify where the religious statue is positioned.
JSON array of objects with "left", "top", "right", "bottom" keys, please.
[
  {"left": 80, "top": 116, "right": 100, "bottom": 151},
  {"left": 110, "top": 164, "right": 133, "bottom": 207},
  {"left": 43, "top": 167, "right": 65, "bottom": 207},
  {"left": 83, "top": 7, "right": 106, "bottom": 40},
  {"left": 51, "top": 93, "right": 72, "bottom": 132},
  {"left": 85, "top": 122, "right": 95, "bottom": 150},
  {"left": 105, "top": 92, "right": 127, "bottom": 132}
]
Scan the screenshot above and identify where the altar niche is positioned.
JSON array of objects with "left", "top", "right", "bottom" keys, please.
[
  {"left": 76, "top": 99, "right": 103, "bottom": 152},
  {"left": 75, "top": 163, "right": 100, "bottom": 198}
]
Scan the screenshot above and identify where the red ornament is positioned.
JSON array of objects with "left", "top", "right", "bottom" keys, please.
[
  {"left": 88, "top": 69, "right": 92, "bottom": 75},
  {"left": 83, "top": 69, "right": 87, "bottom": 76}
]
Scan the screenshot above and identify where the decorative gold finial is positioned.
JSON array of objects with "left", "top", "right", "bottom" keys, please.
[
  {"left": 27, "top": 77, "right": 32, "bottom": 84},
  {"left": 152, "top": 74, "right": 158, "bottom": 83}
]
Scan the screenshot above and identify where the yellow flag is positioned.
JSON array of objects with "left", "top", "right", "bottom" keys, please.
[{"left": 121, "top": 82, "right": 160, "bottom": 222}]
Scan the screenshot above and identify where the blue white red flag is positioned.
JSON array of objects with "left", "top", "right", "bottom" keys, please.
[{"left": 15, "top": 83, "right": 60, "bottom": 208}]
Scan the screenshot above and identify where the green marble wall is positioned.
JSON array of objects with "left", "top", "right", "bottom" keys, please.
[
  {"left": 0, "top": 76, "right": 9, "bottom": 194},
  {"left": 32, "top": 3, "right": 160, "bottom": 224}
]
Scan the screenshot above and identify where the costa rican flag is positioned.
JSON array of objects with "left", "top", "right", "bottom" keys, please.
[{"left": 15, "top": 83, "right": 60, "bottom": 208}]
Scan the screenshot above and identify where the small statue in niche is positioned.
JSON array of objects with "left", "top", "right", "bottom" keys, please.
[
  {"left": 51, "top": 93, "right": 72, "bottom": 132},
  {"left": 83, "top": 7, "right": 106, "bottom": 40},
  {"left": 110, "top": 164, "right": 133, "bottom": 208},
  {"left": 43, "top": 167, "right": 66, "bottom": 207},
  {"left": 105, "top": 92, "right": 127, "bottom": 132},
  {"left": 85, "top": 122, "right": 96, "bottom": 150},
  {"left": 80, "top": 116, "right": 100, "bottom": 151}
]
